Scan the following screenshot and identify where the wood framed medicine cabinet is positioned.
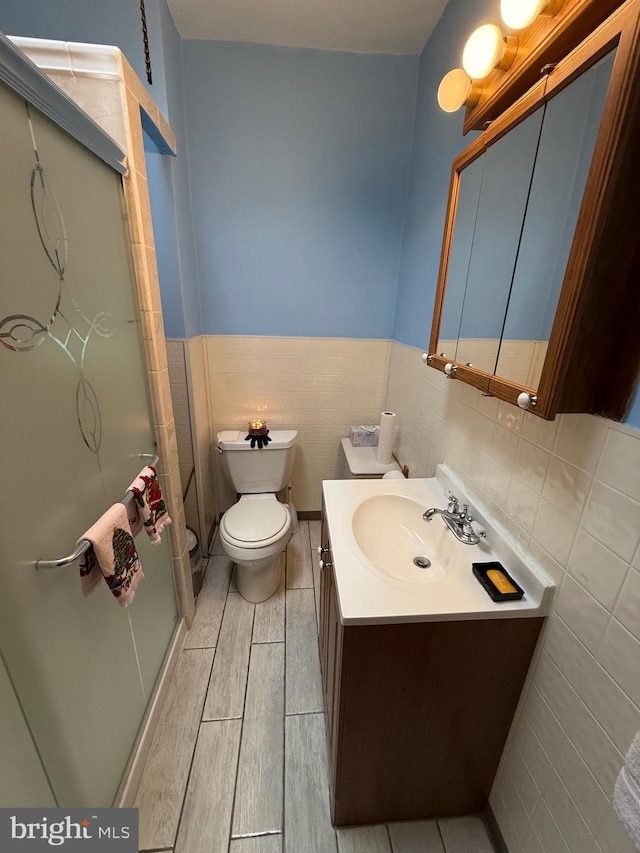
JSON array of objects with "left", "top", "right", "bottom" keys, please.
[{"left": 427, "top": 0, "right": 640, "bottom": 421}]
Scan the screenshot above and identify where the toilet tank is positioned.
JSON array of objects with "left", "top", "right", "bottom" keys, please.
[
  {"left": 216, "top": 430, "right": 297, "bottom": 494},
  {"left": 335, "top": 437, "right": 401, "bottom": 479}
]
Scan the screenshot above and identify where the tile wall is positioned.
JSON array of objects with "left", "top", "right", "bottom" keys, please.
[
  {"left": 167, "top": 339, "right": 217, "bottom": 551},
  {"left": 185, "top": 336, "right": 217, "bottom": 544},
  {"left": 204, "top": 336, "right": 390, "bottom": 513},
  {"left": 384, "top": 341, "right": 640, "bottom": 853},
  {"left": 438, "top": 339, "right": 548, "bottom": 388},
  {"left": 167, "top": 341, "right": 200, "bottom": 531}
]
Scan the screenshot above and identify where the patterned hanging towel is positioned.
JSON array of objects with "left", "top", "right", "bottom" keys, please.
[
  {"left": 127, "top": 465, "right": 172, "bottom": 544},
  {"left": 79, "top": 503, "right": 144, "bottom": 606}
]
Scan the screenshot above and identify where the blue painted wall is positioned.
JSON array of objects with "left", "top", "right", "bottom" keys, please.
[
  {"left": 0, "top": 0, "right": 167, "bottom": 114},
  {"left": 392, "top": 0, "right": 492, "bottom": 350},
  {"left": 181, "top": 41, "right": 417, "bottom": 338},
  {"left": 145, "top": 142, "right": 185, "bottom": 338},
  {"left": 155, "top": 0, "right": 202, "bottom": 338}
]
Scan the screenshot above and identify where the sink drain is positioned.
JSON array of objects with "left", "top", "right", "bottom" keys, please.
[{"left": 413, "top": 556, "right": 431, "bottom": 569}]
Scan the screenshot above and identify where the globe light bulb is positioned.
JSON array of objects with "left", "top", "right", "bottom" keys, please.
[
  {"left": 437, "top": 69, "right": 481, "bottom": 112},
  {"left": 462, "top": 23, "right": 517, "bottom": 80}
]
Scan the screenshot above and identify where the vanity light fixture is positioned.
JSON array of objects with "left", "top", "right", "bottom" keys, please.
[
  {"left": 500, "top": 0, "right": 564, "bottom": 30},
  {"left": 437, "top": 68, "right": 482, "bottom": 112},
  {"left": 462, "top": 23, "right": 518, "bottom": 79}
]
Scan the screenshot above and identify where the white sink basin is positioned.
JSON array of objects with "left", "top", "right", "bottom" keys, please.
[
  {"left": 322, "top": 465, "right": 555, "bottom": 625},
  {"left": 351, "top": 494, "right": 456, "bottom": 584}
]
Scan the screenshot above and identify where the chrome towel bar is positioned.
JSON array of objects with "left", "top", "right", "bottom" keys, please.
[{"left": 35, "top": 454, "right": 159, "bottom": 570}]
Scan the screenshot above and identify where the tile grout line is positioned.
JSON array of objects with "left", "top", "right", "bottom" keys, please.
[
  {"left": 230, "top": 830, "right": 282, "bottom": 840},
  {"left": 281, "top": 552, "right": 287, "bottom": 853},
  {"left": 167, "top": 565, "right": 232, "bottom": 852},
  {"left": 282, "top": 539, "right": 291, "bottom": 853},
  {"left": 540, "top": 762, "right": 606, "bottom": 853},
  {"left": 227, "top": 588, "right": 257, "bottom": 853},
  {"left": 168, "top": 713, "right": 206, "bottom": 852}
]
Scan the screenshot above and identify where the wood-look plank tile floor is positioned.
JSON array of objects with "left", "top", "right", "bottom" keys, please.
[{"left": 135, "top": 521, "right": 496, "bottom": 853}]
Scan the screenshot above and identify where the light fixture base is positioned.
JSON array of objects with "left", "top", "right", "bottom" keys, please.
[
  {"left": 542, "top": 0, "right": 564, "bottom": 17},
  {"left": 497, "top": 34, "right": 519, "bottom": 70},
  {"left": 500, "top": 0, "right": 564, "bottom": 30}
]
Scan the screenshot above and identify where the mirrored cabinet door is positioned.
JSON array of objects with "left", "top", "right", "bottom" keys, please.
[
  {"left": 437, "top": 154, "right": 484, "bottom": 363},
  {"left": 455, "top": 108, "right": 544, "bottom": 375},
  {"left": 494, "top": 50, "right": 616, "bottom": 389}
]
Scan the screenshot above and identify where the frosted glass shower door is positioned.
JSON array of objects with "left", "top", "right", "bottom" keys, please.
[{"left": 0, "top": 77, "right": 177, "bottom": 806}]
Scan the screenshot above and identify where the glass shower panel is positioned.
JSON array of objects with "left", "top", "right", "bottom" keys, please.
[
  {"left": 0, "top": 653, "right": 56, "bottom": 807},
  {"left": 0, "top": 79, "right": 177, "bottom": 806}
]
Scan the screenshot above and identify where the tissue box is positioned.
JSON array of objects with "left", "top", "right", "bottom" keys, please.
[{"left": 349, "top": 425, "right": 379, "bottom": 447}]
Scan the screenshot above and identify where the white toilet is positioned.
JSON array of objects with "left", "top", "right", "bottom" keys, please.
[{"left": 216, "top": 429, "right": 297, "bottom": 602}]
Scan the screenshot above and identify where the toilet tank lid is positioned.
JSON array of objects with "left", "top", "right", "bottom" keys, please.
[
  {"left": 340, "top": 437, "right": 400, "bottom": 475},
  {"left": 217, "top": 429, "right": 298, "bottom": 450}
]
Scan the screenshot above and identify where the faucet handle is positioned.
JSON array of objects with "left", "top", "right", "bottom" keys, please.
[
  {"left": 463, "top": 514, "right": 487, "bottom": 539},
  {"left": 470, "top": 520, "right": 487, "bottom": 539},
  {"left": 444, "top": 488, "right": 459, "bottom": 512}
]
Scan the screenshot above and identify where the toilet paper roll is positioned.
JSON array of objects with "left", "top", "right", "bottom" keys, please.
[
  {"left": 376, "top": 411, "right": 396, "bottom": 465},
  {"left": 383, "top": 470, "right": 405, "bottom": 480}
]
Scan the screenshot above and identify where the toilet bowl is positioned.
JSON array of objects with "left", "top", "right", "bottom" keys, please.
[
  {"left": 219, "top": 494, "right": 291, "bottom": 602},
  {"left": 215, "top": 429, "right": 298, "bottom": 603}
]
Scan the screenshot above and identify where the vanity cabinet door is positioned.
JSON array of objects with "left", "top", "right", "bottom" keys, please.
[{"left": 319, "top": 511, "right": 343, "bottom": 790}]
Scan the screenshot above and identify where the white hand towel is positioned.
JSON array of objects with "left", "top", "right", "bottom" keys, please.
[{"left": 614, "top": 766, "right": 640, "bottom": 851}]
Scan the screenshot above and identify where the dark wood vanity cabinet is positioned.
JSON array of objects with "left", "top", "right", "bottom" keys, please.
[{"left": 319, "top": 512, "right": 543, "bottom": 827}]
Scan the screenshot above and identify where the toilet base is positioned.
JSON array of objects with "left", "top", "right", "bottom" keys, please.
[{"left": 236, "top": 555, "right": 281, "bottom": 603}]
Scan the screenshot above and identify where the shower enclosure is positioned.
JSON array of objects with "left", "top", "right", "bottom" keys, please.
[{"left": 0, "top": 35, "right": 178, "bottom": 806}]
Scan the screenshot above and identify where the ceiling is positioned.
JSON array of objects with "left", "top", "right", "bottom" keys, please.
[{"left": 166, "top": 0, "right": 450, "bottom": 56}]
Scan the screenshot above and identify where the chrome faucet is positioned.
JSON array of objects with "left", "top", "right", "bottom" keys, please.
[{"left": 423, "top": 490, "right": 485, "bottom": 545}]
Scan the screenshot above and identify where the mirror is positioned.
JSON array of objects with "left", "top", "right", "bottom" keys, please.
[
  {"left": 496, "top": 50, "right": 616, "bottom": 387},
  {"left": 434, "top": 47, "right": 615, "bottom": 390},
  {"left": 454, "top": 108, "right": 544, "bottom": 374},
  {"left": 436, "top": 156, "right": 484, "bottom": 362}
]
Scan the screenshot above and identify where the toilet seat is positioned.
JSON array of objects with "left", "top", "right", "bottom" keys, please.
[{"left": 221, "top": 494, "right": 290, "bottom": 550}]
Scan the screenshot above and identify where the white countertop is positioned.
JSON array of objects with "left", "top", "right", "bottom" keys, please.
[{"left": 322, "top": 467, "right": 555, "bottom": 626}]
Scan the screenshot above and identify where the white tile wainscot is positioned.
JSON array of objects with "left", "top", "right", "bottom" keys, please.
[
  {"left": 384, "top": 340, "right": 640, "bottom": 853},
  {"left": 205, "top": 335, "right": 390, "bottom": 512}
]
